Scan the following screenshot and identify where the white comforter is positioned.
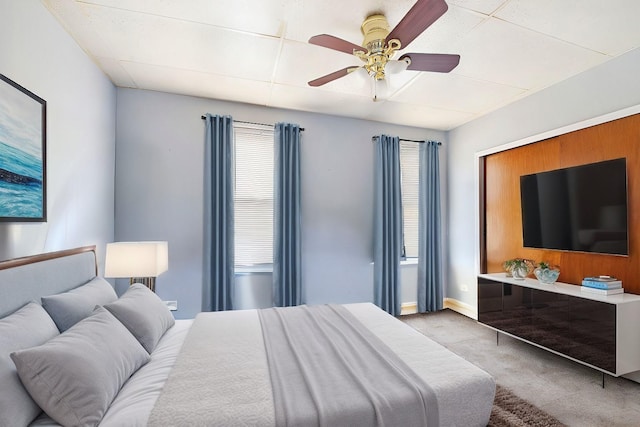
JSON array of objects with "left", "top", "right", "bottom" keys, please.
[{"left": 30, "top": 304, "right": 495, "bottom": 427}]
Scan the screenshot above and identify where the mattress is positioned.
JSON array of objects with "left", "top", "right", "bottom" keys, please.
[{"left": 29, "top": 304, "right": 495, "bottom": 426}]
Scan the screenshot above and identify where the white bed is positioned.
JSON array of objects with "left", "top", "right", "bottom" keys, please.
[{"left": 0, "top": 247, "right": 495, "bottom": 427}]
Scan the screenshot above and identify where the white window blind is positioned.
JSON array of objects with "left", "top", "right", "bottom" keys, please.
[
  {"left": 234, "top": 124, "right": 274, "bottom": 267},
  {"left": 400, "top": 141, "right": 420, "bottom": 258}
]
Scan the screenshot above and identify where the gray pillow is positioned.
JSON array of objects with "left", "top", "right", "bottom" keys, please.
[
  {"left": 104, "top": 283, "right": 175, "bottom": 353},
  {"left": 0, "top": 302, "right": 59, "bottom": 427},
  {"left": 11, "top": 306, "right": 150, "bottom": 427},
  {"left": 42, "top": 276, "right": 118, "bottom": 332}
]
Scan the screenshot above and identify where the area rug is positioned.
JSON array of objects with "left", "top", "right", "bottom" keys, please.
[{"left": 489, "top": 384, "right": 566, "bottom": 427}]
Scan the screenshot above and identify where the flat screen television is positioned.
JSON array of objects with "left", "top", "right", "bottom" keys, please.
[{"left": 520, "top": 158, "right": 628, "bottom": 255}]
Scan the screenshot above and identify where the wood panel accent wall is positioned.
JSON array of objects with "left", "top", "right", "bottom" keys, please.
[{"left": 484, "top": 113, "right": 640, "bottom": 294}]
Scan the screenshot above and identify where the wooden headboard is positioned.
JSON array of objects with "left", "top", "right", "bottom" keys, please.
[{"left": 0, "top": 246, "right": 97, "bottom": 317}]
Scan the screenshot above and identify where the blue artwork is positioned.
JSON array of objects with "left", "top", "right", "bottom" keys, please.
[{"left": 0, "top": 75, "right": 46, "bottom": 221}]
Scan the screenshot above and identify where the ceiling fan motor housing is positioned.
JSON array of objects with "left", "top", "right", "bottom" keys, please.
[
  {"left": 360, "top": 14, "right": 400, "bottom": 80},
  {"left": 361, "top": 14, "right": 390, "bottom": 46}
]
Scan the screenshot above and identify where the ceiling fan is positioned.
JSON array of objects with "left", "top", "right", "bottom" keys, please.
[{"left": 307, "top": 0, "right": 460, "bottom": 100}]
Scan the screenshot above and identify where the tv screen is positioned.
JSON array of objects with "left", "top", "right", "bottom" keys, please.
[{"left": 520, "top": 158, "right": 628, "bottom": 255}]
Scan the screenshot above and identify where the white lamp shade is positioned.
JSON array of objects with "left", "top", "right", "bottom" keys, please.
[{"left": 105, "top": 241, "right": 168, "bottom": 278}]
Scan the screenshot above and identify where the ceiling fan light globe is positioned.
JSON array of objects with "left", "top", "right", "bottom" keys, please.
[{"left": 385, "top": 59, "right": 410, "bottom": 75}]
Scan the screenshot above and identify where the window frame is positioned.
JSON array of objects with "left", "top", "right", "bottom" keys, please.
[
  {"left": 399, "top": 140, "right": 420, "bottom": 260},
  {"left": 233, "top": 122, "right": 275, "bottom": 270}
]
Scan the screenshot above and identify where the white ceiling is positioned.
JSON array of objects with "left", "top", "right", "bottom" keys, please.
[{"left": 43, "top": 0, "right": 640, "bottom": 130}]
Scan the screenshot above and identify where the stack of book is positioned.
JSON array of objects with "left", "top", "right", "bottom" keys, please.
[{"left": 581, "top": 276, "right": 624, "bottom": 295}]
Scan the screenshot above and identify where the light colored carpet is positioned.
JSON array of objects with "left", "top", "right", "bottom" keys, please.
[{"left": 401, "top": 309, "right": 640, "bottom": 427}]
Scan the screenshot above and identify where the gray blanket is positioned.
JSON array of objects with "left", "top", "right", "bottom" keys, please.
[
  {"left": 147, "top": 304, "right": 446, "bottom": 426},
  {"left": 258, "top": 304, "right": 439, "bottom": 427}
]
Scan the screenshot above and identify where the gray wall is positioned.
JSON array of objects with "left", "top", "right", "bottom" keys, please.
[
  {"left": 447, "top": 47, "right": 640, "bottom": 311},
  {"left": 115, "top": 88, "right": 446, "bottom": 318},
  {"left": 1, "top": 0, "right": 116, "bottom": 268}
]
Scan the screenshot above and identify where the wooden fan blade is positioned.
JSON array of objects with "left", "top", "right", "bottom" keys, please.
[
  {"left": 309, "top": 34, "right": 364, "bottom": 55},
  {"left": 386, "top": 0, "right": 448, "bottom": 49},
  {"left": 399, "top": 53, "right": 460, "bottom": 73},
  {"left": 308, "top": 67, "right": 360, "bottom": 87}
]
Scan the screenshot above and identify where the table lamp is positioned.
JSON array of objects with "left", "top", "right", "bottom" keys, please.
[{"left": 105, "top": 241, "right": 168, "bottom": 292}]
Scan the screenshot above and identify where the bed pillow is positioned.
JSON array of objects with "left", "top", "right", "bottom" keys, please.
[
  {"left": 10, "top": 306, "right": 150, "bottom": 427},
  {"left": 0, "top": 302, "right": 59, "bottom": 427},
  {"left": 103, "top": 283, "right": 175, "bottom": 353},
  {"left": 41, "top": 276, "right": 118, "bottom": 332}
]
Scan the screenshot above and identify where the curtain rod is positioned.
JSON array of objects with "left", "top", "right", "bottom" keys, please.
[
  {"left": 201, "top": 116, "right": 305, "bottom": 131},
  {"left": 371, "top": 136, "right": 441, "bottom": 145}
]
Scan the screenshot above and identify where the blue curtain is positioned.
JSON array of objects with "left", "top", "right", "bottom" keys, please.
[
  {"left": 202, "top": 114, "right": 235, "bottom": 311},
  {"left": 373, "top": 135, "right": 403, "bottom": 316},
  {"left": 418, "top": 141, "right": 443, "bottom": 312},
  {"left": 273, "top": 122, "right": 302, "bottom": 307}
]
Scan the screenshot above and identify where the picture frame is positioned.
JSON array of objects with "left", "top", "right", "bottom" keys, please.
[{"left": 0, "top": 74, "right": 47, "bottom": 222}]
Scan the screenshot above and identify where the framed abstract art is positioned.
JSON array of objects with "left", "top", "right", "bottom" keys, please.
[{"left": 0, "top": 74, "right": 46, "bottom": 222}]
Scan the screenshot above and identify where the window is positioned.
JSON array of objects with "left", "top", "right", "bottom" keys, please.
[
  {"left": 234, "top": 123, "right": 274, "bottom": 267},
  {"left": 399, "top": 141, "right": 419, "bottom": 258}
]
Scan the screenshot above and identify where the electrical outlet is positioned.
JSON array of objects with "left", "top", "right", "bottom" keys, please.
[{"left": 164, "top": 300, "right": 178, "bottom": 311}]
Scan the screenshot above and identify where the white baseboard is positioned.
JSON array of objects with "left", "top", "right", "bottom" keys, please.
[
  {"left": 443, "top": 298, "right": 477, "bottom": 319},
  {"left": 401, "top": 302, "right": 417, "bottom": 315},
  {"left": 401, "top": 299, "right": 477, "bottom": 318}
]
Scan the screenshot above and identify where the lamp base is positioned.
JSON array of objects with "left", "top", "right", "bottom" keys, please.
[{"left": 129, "top": 277, "right": 156, "bottom": 292}]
